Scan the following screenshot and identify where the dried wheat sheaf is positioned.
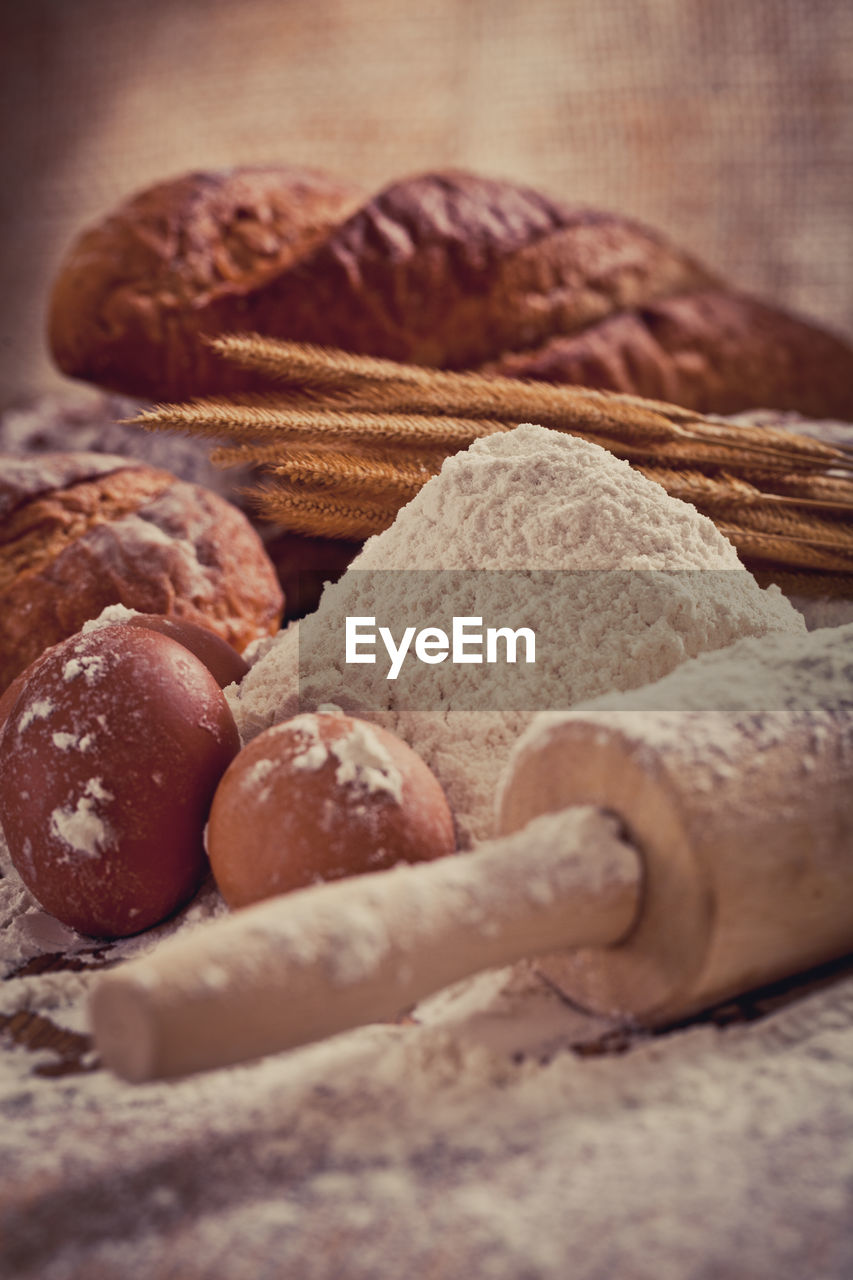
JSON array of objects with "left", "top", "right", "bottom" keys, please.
[{"left": 132, "top": 335, "right": 853, "bottom": 596}]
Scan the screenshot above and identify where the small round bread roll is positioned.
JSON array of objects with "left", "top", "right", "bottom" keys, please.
[
  {"left": 0, "top": 451, "right": 283, "bottom": 694},
  {"left": 207, "top": 709, "right": 456, "bottom": 907}
]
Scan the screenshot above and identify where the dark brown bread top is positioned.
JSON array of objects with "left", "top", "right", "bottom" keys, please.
[
  {"left": 250, "top": 170, "right": 721, "bottom": 368},
  {"left": 0, "top": 452, "right": 283, "bottom": 692},
  {"left": 48, "top": 166, "right": 365, "bottom": 401},
  {"left": 484, "top": 289, "right": 853, "bottom": 419},
  {"left": 47, "top": 166, "right": 853, "bottom": 418}
]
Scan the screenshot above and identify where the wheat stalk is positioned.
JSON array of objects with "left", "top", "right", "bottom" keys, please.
[
  {"left": 717, "top": 525, "right": 853, "bottom": 574},
  {"left": 207, "top": 334, "right": 430, "bottom": 391},
  {"left": 748, "top": 470, "right": 853, "bottom": 509},
  {"left": 642, "top": 466, "right": 853, "bottom": 517},
  {"left": 211, "top": 439, "right": 449, "bottom": 472},
  {"left": 207, "top": 335, "right": 849, "bottom": 468},
  {"left": 249, "top": 484, "right": 395, "bottom": 540},
  {"left": 135, "top": 395, "right": 841, "bottom": 482},
  {"left": 128, "top": 338, "right": 853, "bottom": 590},
  {"left": 256, "top": 445, "right": 443, "bottom": 498},
  {"left": 136, "top": 339, "right": 851, "bottom": 470},
  {"left": 207, "top": 337, "right": 704, "bottom": 444}
]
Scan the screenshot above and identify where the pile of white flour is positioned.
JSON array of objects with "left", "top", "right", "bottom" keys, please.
[{"left": 230, "top": 425, "right": 804, "bottom": 843}]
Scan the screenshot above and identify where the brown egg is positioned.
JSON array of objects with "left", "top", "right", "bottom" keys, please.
[
  {"left": 122, "top": 614, "right": 250, "bottom": 688},
  {"left": 0, "top": 613, "right": 247, "bottom": 738},
  {"left": 207, "top": 709, "right": 456, "bottom": 908},
  {"left": 0, "top": 624, "right": 240, "bottom": 938}
]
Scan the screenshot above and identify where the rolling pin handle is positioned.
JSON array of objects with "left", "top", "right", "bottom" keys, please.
[{"left": 91, "top": 805, "right": 642, "bottom": 1081}]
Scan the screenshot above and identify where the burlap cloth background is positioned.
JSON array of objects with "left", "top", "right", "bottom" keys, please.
[{"left": 1, "top": 0, "right": 851, "bottom": 409}]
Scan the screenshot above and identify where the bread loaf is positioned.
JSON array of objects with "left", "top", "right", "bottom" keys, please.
[
  {"left": 246, "top": 170, "right": 720, "bottom": 368},
  {"left": 485, "top": 289, "right": 853, "bottom": 418},
  {"left": 48, "top": 168, "right": 853, "bottom": 418},
  {"left": 48, "top": 166, "right": 364, "bottom": 402},
  {"left": 0, "top": 452, "right": 283, "bottom": 693}
]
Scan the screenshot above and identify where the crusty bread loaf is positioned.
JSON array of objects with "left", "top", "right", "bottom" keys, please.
[
  {"left": 484, "top": 289, "right": 853, "bottom": 418},
  {"left": 48, "top": 168, "right": 853, "bottom": 418},
  {"left": 247, "top": 170, "right": 720, "bottom": 367},
  {"left": 0, "top": 452, "right": 283, "bottom": 693},
  {"left": 48, "top": 166, "right": 364, "bottom": 402}
]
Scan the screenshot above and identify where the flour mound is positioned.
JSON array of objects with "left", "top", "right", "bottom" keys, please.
[
  {"left": 355, "top": 424, "right": 740, "bottom": 572},
  {"left": 229, "top": 427, "right": 804, "bottom": 842}
]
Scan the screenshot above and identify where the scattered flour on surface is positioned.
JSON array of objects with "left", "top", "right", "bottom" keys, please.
[{"left": 2, "top": 879, "right": 853, "bottom": 1280}]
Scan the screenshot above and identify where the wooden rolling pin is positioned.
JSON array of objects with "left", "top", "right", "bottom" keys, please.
[{"left": 91, "top": 626, "right": 853, "bottom": 1081}]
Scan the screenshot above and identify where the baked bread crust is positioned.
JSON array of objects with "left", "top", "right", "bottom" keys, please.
[
  {"left": 249, "top": 170, "right": 720, "bottom": 367},
  {"left": 48, "top": 166, "right": 365, "bottom": 401},
  {"left": 484, "top": 289, "right": 853, "bottom": 418},
  {"left": 0, "top": 452, "right": 283, "bottom": 692},
  {"left": 47, "top": 167, "right": 853, "bottom": 418}
]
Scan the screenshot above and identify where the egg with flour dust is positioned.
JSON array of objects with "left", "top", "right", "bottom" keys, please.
[
  {"left": 0, "top": 611, "right": 248, "bottom": 740},
  {"left": 109, "top": 612, "right": 250, "bottom": 689},
  {"left": 207, "top": 708, "right": 456, "bottom": 908},
  {"left": 0, "top": 624, "right": 240, "bottom": 938}
]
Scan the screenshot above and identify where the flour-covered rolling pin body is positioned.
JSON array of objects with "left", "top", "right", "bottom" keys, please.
[
  {"left": 91, "top": 626, "right": 853, "bottom": 1080},
  {"left": 503, "top": 624, "right": 853, "bottom": 1025}
]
